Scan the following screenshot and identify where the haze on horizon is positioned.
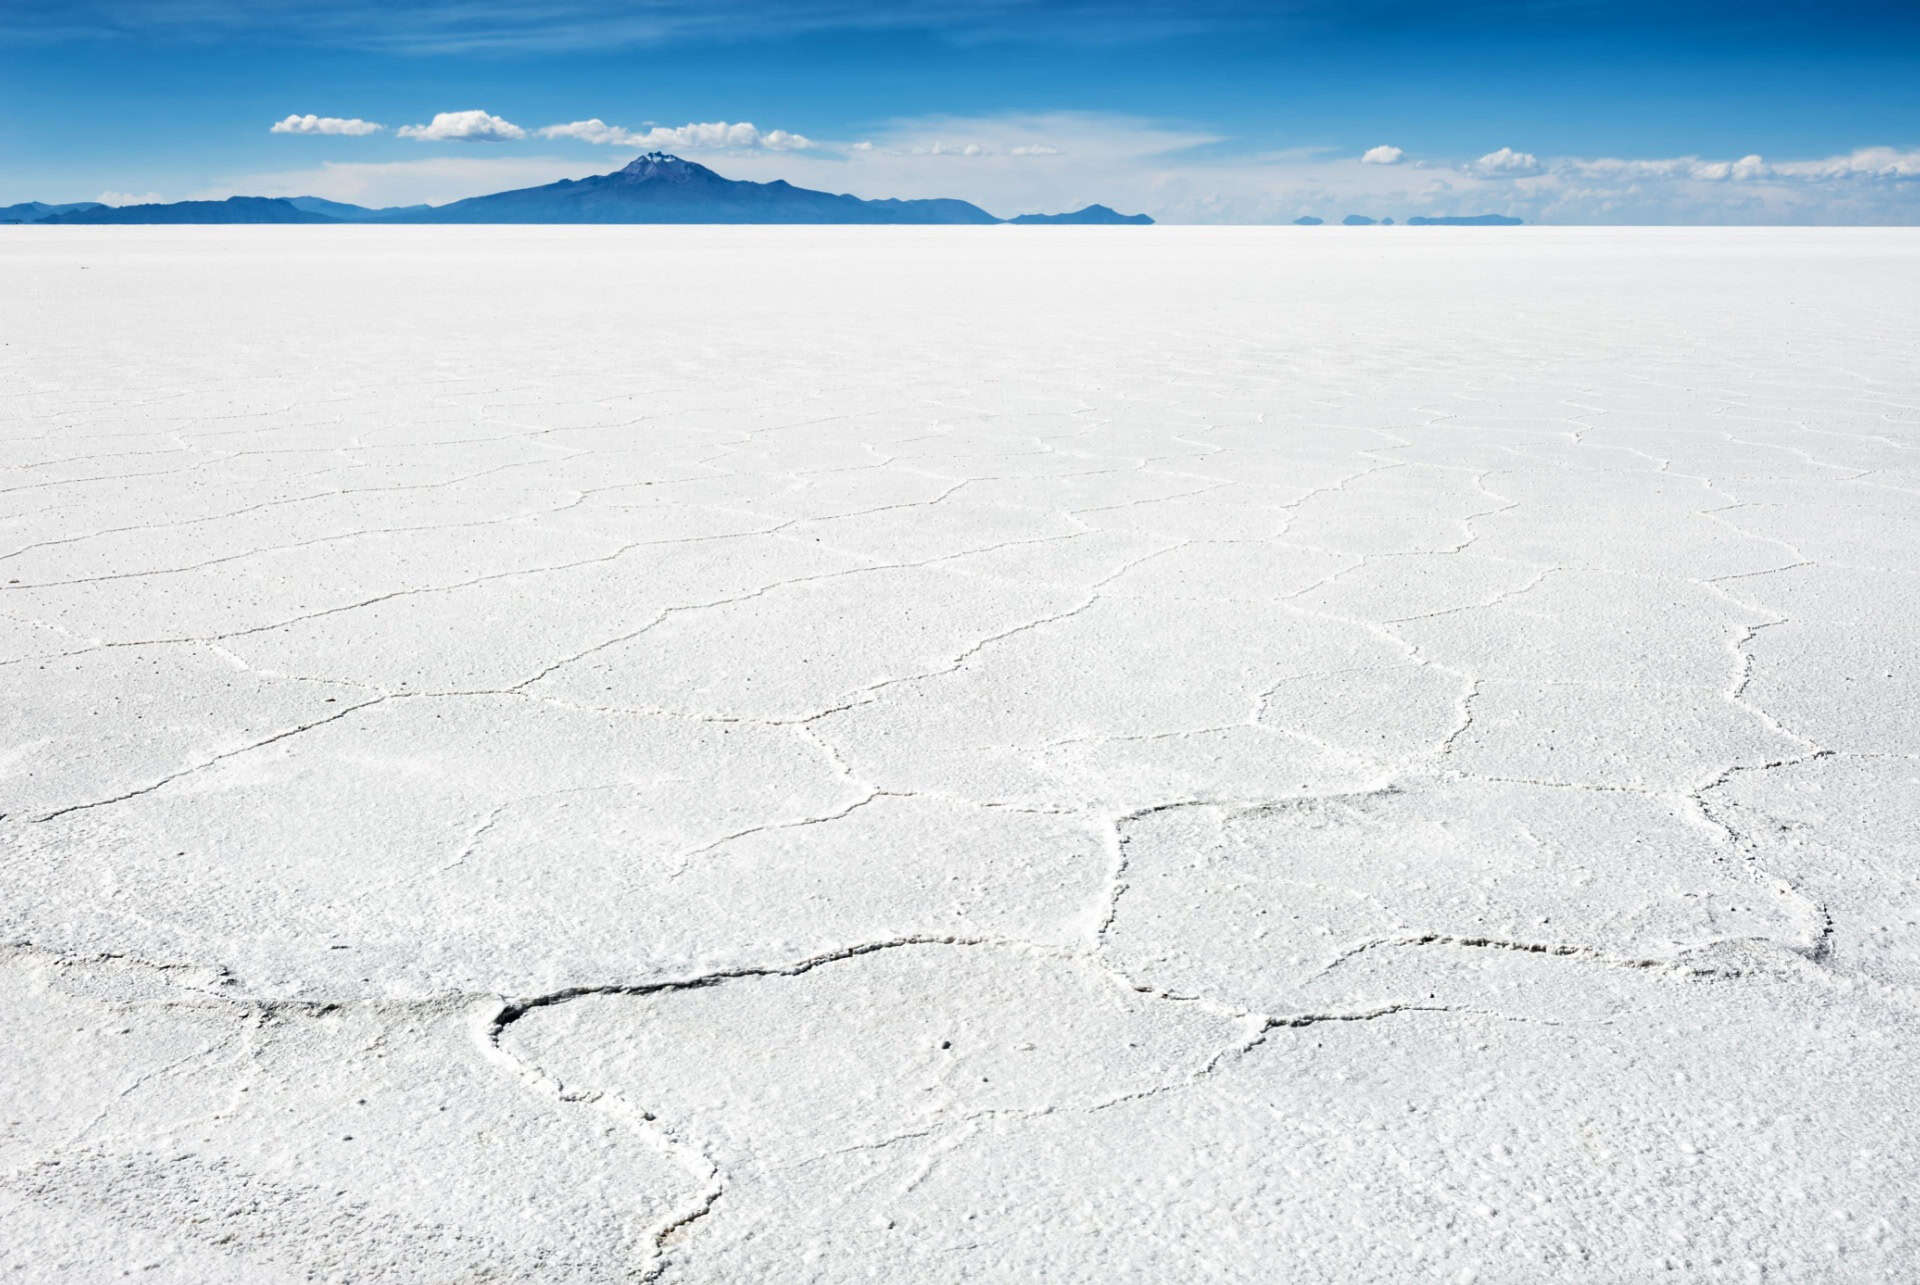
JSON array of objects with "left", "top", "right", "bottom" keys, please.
[{"left": 2, "top": 0, "right": 1917, "bottom": 224}]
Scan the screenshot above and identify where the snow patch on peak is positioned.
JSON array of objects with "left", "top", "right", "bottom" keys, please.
[{"left": 620, "top": 151, "right": 702, "bottom": 179}]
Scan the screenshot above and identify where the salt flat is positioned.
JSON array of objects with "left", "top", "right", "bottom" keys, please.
[{"left": 2, "top": 226, "right": 1918, "bottom": 1282}]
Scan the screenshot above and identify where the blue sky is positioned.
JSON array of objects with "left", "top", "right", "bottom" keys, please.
[{"left": 4, "top": 1, "right": 1918, "bottom": 222}]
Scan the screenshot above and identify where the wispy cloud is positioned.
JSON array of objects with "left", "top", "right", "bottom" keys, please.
[
  {"left": 3, "top": 0, "right": 1254, "bottom": 55},
  {"left": 1456, "top": 145, "right": 1920, "bottom": 223},
  {"left": 201, "top": 156, "right": 603, "bottom": 207},
  {"left": 1565, "top": 154, "right": 1769, "bottom": 181},
  {"left": 539, "top": 119, "right": 813, "bottom": 150},
  {"left": 1360, "top": 145, "right": 1404, "bottom": 165},
  {"left": 1771, "top": 146, "right": 1920, "bottom": 180},
  {"left": 1551, "top": 147, "right": 1920, "bottom": 185},
  {"left": 396, "top": 109, "right": 525, "bottom": 142},
  {"left": 668, "top": 112, "right": 1217, "bottom": 215},
  {"left": 270, "top": 113, "right": 382, "bottom": 136},
  {"left": 845, "top": 112, "right": 1215, "bottom": 163}
]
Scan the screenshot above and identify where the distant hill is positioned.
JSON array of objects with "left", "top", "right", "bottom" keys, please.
[
  {"left": 1008, "top": 204, "right": 1153, "bottom": 225},
  {"left": 1, "top": 201, "right": 105, "bottom": 223},
  {"left": 1407, "top": 214, "right": 1524, "bottom": 226},
  {"left": 1298, "top": 212, "right": 1522, "bottom": 228},
  {"left": 395, "top": 152, "right": 1003, "bottom": 225},
  {"left": 11, "top": 154, "right": 1152, "bottom": 227},
  {"left": 44, "top": 196, "right": 335, "bottom": 224},
  {"left": 285, "top": 196, "right": 434, "bottom": 221}
]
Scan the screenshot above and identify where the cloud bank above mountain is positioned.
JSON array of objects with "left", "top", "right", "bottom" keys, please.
[{"left": 198, "top": 110, "right": 1920, "bottom": 224}]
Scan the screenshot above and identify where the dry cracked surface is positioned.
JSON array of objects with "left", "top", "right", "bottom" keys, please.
[{"left": 2, "top": 226, "right": 1918, "bottom": 1282}]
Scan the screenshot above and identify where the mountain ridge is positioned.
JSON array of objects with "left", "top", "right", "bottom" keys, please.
[
  {"left": 1008, "top": 204, "right": 1153, "bottom": 225},
  {"left": 42, "top": 196, "right": 335, "bottom": 224},
  {"left": 1, "top": 200, "right": 106, "bottom": 223},
  {"left": 13, "top": 156, "right": 1527, "bottom": 227},
  {"left": 32, "top": 153, "right": 1155, "bottom": 226}
]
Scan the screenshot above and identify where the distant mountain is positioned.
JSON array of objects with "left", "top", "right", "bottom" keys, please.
[
  {"left": 12, "top": 154, "right": 1151, "bottom": 227},
  {"left": 1407, "top": 214, "right": 1524, "bottom": 226},
  {"left": 44, "top": 196, "right": 335, "bottom": 224},
  {"left": 1008, "top": 204, "right": 1153, "bottom": 225},
  {"left": 1, "top": 201, "right": 105, "bottom": 223},
  {"left": 1298, "top": 212, "right": 1522, "bottom": 228},
  {"left": 395, "top": 151, "right": 1002, "bottom": 225},
  {"left": 285, "top": 196, "right": 433, "bottom": 221},
  {"left": 3, "top": 177, "right": 1523, "bottom": 229}
]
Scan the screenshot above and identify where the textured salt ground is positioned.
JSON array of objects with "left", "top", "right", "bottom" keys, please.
[{"left": 2, "top": 225, "right": 1918, "bottom": 1281}]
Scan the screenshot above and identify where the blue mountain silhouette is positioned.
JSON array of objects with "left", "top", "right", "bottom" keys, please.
[
  {"left": 1, "top": 201, "right": 106, "bottom": 222},
  {"left": 29, "top": 153, "right": 1153, "bottom": 226},
  {"left": 1008, "top": 204, "right": 1154, "bottom": 225}
]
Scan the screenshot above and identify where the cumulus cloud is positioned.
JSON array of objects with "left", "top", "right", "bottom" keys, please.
[
  {"left": 396, "top": 110, "right": 526, "bottom": 142},
  {"left": 1360, "top": 145, "right": 1404, "bottom": 165},
  {"left": 1010, "top": 144, "right": 1063, "bottom": 156},
  {"left": 538, "top": 119, "right": 812, "bottom": 150},
  {"left": 270, "top": 114, "right": 383, "bottom": 136},
  {"left": 1474, "top": 146, "right": 1544, "bottom": 177},
  {"left": 537, "top": 118, "right": 641, "bottom": 146},
  {"left": 1697, "top": 154, "right": 1769, "bottom": 181},
  {"left": 97, "top": 191, "right": 165, "bottom": 206}
]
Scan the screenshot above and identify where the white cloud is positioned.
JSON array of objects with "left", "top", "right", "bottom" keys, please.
[
  {"left": 1010, "top": 144, "right": 1063, "bottom": 157},
  {"left": 396, "top": 110, "right": 527, "bottom": 142},
  {"left": 1772, "top": 147, "right": 1920, "bottom": 180},
  {"left": 1360, "top": 145, "right": 1404, "bottom": 165},
  {"left": 1474, "top": 147, "right": 1544, "bottom": 178},
  {"left": 97, "top": 191, "right": 165, "bottom": 206},
  {"left": 1568, "top": 155, "right": 1756, "bottom": 181},
  {"left": 270, "top": 114, "right": 383, "bottom": 136},
  {"left": 538, "top": 119, "right": 813, "bottom": 150},
  {"left": 537, "top": 118, "right": 638, "bottom": 146},
  {"left": 1466, "top": 146, "right": 1920, "bottom": 223},
  {"left": 1563, "top": 148, "right": 1920, "bottom": 187},
  {"left": 1692, "top": 155, "right": 1768, "bottom": 181}
]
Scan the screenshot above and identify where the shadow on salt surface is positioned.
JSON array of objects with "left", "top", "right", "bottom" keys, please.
[{"left": 2, "top": 949, "right": 687, "bottom": 1285}]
